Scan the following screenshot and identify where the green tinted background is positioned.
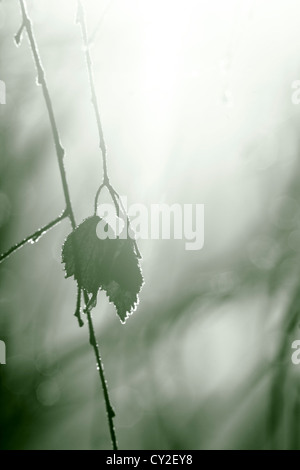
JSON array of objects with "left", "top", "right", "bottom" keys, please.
[{"left": 1, "top": 0, "right": 300, "bottom": 449}]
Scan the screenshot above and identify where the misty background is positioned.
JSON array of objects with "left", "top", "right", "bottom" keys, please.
[{"left": 1, "top": 0, "right": 300, "bottom": 449}]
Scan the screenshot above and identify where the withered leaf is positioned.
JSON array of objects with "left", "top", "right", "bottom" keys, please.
[{"left": 62, "top": 215, "right": 143, "bottom": 323}]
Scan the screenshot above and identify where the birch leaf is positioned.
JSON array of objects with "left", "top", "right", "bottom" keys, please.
[{"left": 61, "top": 216, "right": 143, "bottom": 323}]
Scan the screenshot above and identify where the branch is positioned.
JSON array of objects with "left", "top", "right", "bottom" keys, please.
[
  {"left": 76, "top": 1, "right": 141, "bottom": 262},
  {"left": 18, "top": 0, "right": 76, "bottom": 230},
  {"left": 0, "top": 210, "right": 67, "bottom": 264},
  {"left": 76, "top": 0, "right": 109, "bottom": 184},
  {"left": 75, "top": 285, "right": 84, "bottom": 327},
  {"left": 14, "top": 7, "right": 119, "bottom": 447},
  {"left": 75, "top": 3, "right": 119, "bottom": 448},
  {"left": 16, "top": 0, "right": 119, "bottom": 449},
  {"left": 112, "top": 187, "right": 142, "bottom": 259},
  {"left": 85, "top": 304, "right": 118, "bottom": 450},
  {"left": 87, "top": 0, "right": 115, "bottom": 46}
]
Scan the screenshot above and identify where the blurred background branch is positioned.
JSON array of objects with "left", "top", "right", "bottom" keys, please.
[{"left": 1, "top": 0, "right": 300, "bottom": 450}]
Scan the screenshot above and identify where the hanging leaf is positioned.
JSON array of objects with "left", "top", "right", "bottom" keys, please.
[{"left": 61, "top": 215, "right": 143, "bottom": 323}]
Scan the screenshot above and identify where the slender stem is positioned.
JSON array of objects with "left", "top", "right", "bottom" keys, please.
[
  {"left": 0, "top": 210, "right": 67, "bottom": 264},
  {"left": 112, "top": 188, "right": 142, "bottom": 258},
  {"left": 76, "top": 0, "right": 141, "bottom": 264},
  {"left": 86, "top": 306, "right": 118, "bottom": 450},
  {"left": 75, "top": 285, "right": 84, "bottom": 327},
  {"left": 76, "top": 3, "right": 119, "bottom": 446},
  {"left": 17, "top": 0, "right": 118, "bottom": 450},
  {"left": 94, "top": 183, "right": 105, "bottom": 215},
  {"left": 76, "top": 0, "right": 109, "bottom": 184},
  {"left": 19, "top": 0, "right": 76, "bottom": 230},
  {"left": 87, "top": 0, "right": 114, "bottom": 46}
]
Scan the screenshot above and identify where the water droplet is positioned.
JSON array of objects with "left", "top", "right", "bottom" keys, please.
[
  {"left": 30, "top": 230, "right": 46, "bottom": 244},
  {"left": 35, "top": 75, "right": 43, "bottom": 86}
]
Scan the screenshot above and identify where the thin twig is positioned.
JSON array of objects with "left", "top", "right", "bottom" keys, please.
[
  {"left": 86, "top": 306, "right": 118, "bottom": 450},
  {"left": 94, "top": 183, "right": 105, "bottom": 215},
  {"left": 18, "top": 0, "right": 76, "bottom": 230},
  {"left": 76, "top": 1, "right": 141, "bottom": 263},
  {"left": 112, "top": 187, "right": 142, "bottom": 258},
  {"left": 76, "top": 2, "right": 119, "bottom": 449},
  {"left": 87, "top": 0, "right": 115, "bottom": 46},
  {"left": 75, "top": 285, "right": 84, "bottom": 327},
  {"left": 76, "top": 0, "right": 109, "bottom": 184},
  {"left": 16, "top": 0, "right": 118, "bottom": 450},
  {"left": 0, "top": 210, "right": 67, "bottom": 264}
]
